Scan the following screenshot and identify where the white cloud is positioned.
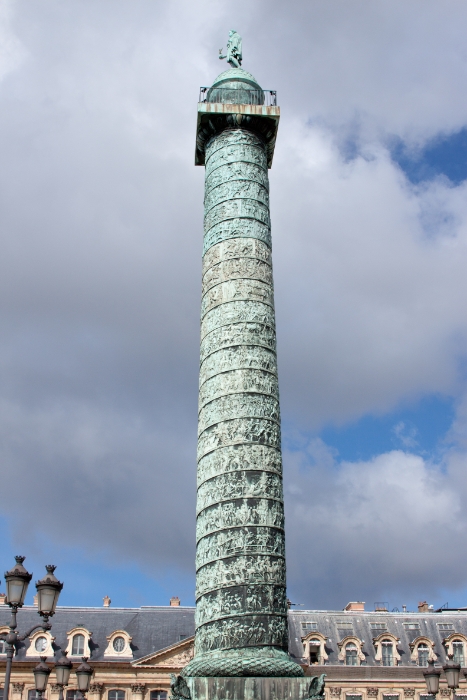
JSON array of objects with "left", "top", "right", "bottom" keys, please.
[{"left": 0, "top": 0, "right": 467, "bottom": 605}]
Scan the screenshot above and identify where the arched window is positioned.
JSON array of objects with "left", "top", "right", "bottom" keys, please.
[
  {"left": 309, "top": 639, "right": 321, "bottom": 664},
  {"left": 71, "top": 634, "right": 85, "bottom": 656},
  {"left": 381, "top": 639, "right": 394, "bottom": 666},
  {"left": 453, "top": 641, "right": 465, "bottom": 666},
  {"left": 108, "top": 692, "right": 125, "bottom": 700},
  {"left": 345, "top": 643, "right": 358, "bottom": 666},
  {"left": 150, "top": 692, "right": 167, "bottom": 700},
  {"left": 418, "top": 643, "right": 429, "bottom": 667}
]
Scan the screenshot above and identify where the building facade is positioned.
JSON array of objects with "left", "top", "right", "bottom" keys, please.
[{"left": 2, "top": 601, "right": 467, "bottom": 700}]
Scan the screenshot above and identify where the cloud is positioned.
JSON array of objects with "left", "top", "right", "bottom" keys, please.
[
  {"left": 0, "top": 0, "right": 467, "bottom": 606},
  {"left": 284, "top": 437, "right": 467, "bottom": 608}
]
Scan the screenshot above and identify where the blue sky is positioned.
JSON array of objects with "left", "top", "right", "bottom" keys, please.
[{"left": 1, "top": 0, "right": 467, "bottom": 614}]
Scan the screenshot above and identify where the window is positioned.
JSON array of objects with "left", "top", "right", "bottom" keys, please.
[
  {"left": 35, "top": 636, "right": 48, "bottom": 653},
  {"left": 381, "top": 640, "right": 394, "bottom": 666},
  {"left": 345, "top": 643, "right": 358, "bottom": 666},
  {"left": 382, "top": 695, "right": 399, "bottom": 700},
  {"left": 438, "top": 624, "right": 455, "bottom": 631},
  {"left": 453, "top": 641, "right": 465, "bottom": 666},
  {"left": 72, "top": 634, "right": 85, "bottom": 656},
  {"left": 29, "top": 692, "right": 43, "bottom": 700},
  {"left": 0, "top": 689, "right": 3, "bottom": 700},
  {"left": 302, "top": 622, "right": 318, "bottom": 631},
  {"left": 420, "top": 695, "right": 436, "bottom": 700},
  {"left": 404, "top": 623, "right": 421, "bottom": 630},
  {"left": 179, "top": 634, "right": 188, "bottom": 641},
  {"left": 371, "top": 623, "right": 388, "bottom": 631},
  {"left": 309, "top": 639, "right": 321, "bottom": 664},
  {"left": 346, "top": 695, "right": 362, "bottom": 700},
  {"left": 337, "top": 622, "right": 353, "bottom": 630},
  {"left": 66, "top": 692, "right": 81, "bottom": 700},
  {"left": 150, "top": 693, "right": 167, "bottom": 700},
  {"left": 108, "top": 692, "right": 125, "bottom": 700},
  {"left": 0, "top": 639, "right": 6, "bottom": 653},
  {"left": 113, "top": 637, "right": 125, "bottom": 653},
  {"left": 418, "top": 643, "right": 429, "bottom": 667}
]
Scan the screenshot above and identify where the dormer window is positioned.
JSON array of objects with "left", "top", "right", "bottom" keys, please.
[
  {"left": 302, "top": 631, "right": 328, "bottom": 665},
  {"left": 381, "top": 640, "right": 394, "bottom": 666},
  {"left": 113, "top": 637, "right": 125, "bottom": 652},
  {"left": 373, "top": 633, "right": 401, "bottom": 667},
  {"left": 443, "top": 633, "right": 467, "bottom": 665},
  {"left": 26, "top": 629, "right": 55, "bottom": 658},
  {"left": 418, "top": 643, "right": 429, "bottom": 667},
  {"left": 104, "top": 630, "right": 133, "bottom": 658},
  {"left": 345, "top": 643, "right": 358, "bottom": 666},
  {"left": 453, "top": 641, "right": 465, "bottom": 666},
  {"left": 65, "top": 628, "right": 92, "bottom": 658},
  {"left": 35, "top": 637, "right": 48, "bottom": 653},
  {"left": 72, "top": 634, "right": 85, "bottom": 656}
]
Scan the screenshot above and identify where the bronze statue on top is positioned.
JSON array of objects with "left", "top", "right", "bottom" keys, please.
[{"left": 219, "top": 30, "right": 242, "bottom": 67}]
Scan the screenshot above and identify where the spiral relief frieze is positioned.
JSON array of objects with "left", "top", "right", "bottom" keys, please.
[
  {"left": 201, "top": 278, "right": 274, "bottom": 318},
  {"left": 199, "top": 368, "right": 279, "bottom": 409},
  {"left": 202, "top": 238, "right": 271, "bottom": 272},
  {"left": 204, "top": 179, "right": 269, "bottom": 213},
  {"left": 204, "top": 162, "right": 269, "bottom": 194},
  {"left": 191, "top": 121, "right": 294, "bottom": 674},
  {"left": 197, "top": 471, "right": 283, "bottom": 513},
  {"left": 197, "top": 444, "right": 282, "bottom": 486},
  {"left": 202, "top": 257, "right": 273, "bottom": 294}
]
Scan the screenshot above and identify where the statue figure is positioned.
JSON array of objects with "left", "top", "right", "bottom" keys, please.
[
  {"left": 308, "top": 674, "right": 327, "bottom": 700},
  {"left": 219, "top": 30, "right": 242, "bottom": 68},
  {"left": 169, "top": 675, "right": 191, "bottom": 700}
]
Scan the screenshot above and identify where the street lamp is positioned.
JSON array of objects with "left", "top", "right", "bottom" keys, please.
[
  {"left": 33, "top": 657, "right": 51, "bottom": 700},
  {"left": 55, "top": 651, "right": 73, "bottom": 700},
  {"left": 75, "top": 658, "right": 93, "bottom": 699},
  {"left": 444, "top": 660, "right": 461, "bottom": 697},
  {"left": 423, "top": 659, "right": 462, "bottom": 699},
  {"left": 0, "top": 557, "right": 63, "bottom": 700},
  {"left": 36, "top": 565, "right": 63, "bottom": 621},
  {"left": 423, "top": 661, "right": 442, "bottom": 695}
]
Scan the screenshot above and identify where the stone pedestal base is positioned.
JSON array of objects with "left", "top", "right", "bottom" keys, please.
[{"left": 186, "top": 676, "right": 313, "bottom": 700}]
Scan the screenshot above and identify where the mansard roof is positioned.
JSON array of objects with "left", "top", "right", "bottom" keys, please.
[
  {"left": 0, "top": 605, "right": 196, "bottom": 663},
  {"left": 2, "top": 604, "right": 467, "bottom": 665}
]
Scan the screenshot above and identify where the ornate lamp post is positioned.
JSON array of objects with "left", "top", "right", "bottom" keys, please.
[
  {"left": 423, "top": 661, "right": 442, "bottom": 696},
  {"left": 55, "top": 652, "right": 73, "bottom": 700},
  {"left": 423, "top": 659, "right": 462, "bottom": 699},
  {"left": 75, "top": 658, "right": 93, "bottom": 699},
  {"left": 1, "top": 557, "right": 63, "bottom": 700},
  {"left": 33, "top": 657, "right": 51, "bottom": 700},
  {"left": 444, "top": 659, "right": 461, "bottom": 698}
]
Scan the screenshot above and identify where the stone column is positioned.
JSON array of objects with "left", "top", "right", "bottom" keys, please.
[{"left": 183, "top": 67, "right": 302, "bottom": 679}]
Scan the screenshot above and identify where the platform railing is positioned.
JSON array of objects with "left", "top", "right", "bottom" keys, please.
[{"left": 199, "top": 87, "right": 277, "bottom": 106}]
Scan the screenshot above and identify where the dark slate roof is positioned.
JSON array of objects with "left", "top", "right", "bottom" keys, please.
[
  {"left": 2, "top": 605, "right": 467, "bottom": 666},
  {"left": 0, "top": 605, "right": 196, "bottom": 663},
  {"left": 288, "top": 609, "right": 467, "bottom": 665}
]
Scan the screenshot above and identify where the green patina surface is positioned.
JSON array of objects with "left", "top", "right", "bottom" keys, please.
[{"left": 183, "top": 57, "right": 303, "bottom": 679}]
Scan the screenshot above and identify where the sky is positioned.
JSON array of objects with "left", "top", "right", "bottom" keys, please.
[{"left": 1, "top": 0, "right": 467, "bottom": 614}]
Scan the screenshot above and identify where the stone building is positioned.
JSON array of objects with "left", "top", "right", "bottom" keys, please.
[{"left": 2, "top": 599, "right": 467, "bottom": 700}]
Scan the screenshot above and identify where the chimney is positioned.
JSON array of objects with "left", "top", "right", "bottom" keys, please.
[
  {"left": 344, "top": 602, "right": 365, "bottom": 612},
  {"left": 170, "top": 596, "right": 181, "bottom": 607},
  {"left": 418, "top": 601, "right": 429, "bottom": 613},
  {"left": 0, "top": 593, "right": 6, "bottom": 605},
  {"left": 402, "top": 605, "right": 407, "bottom": 613},
  {"left": 33, "top": 594, "right": 38, "bottom": 607},
  {"left": 103, "top": 595, "right": 111, "bottom": 607}
]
